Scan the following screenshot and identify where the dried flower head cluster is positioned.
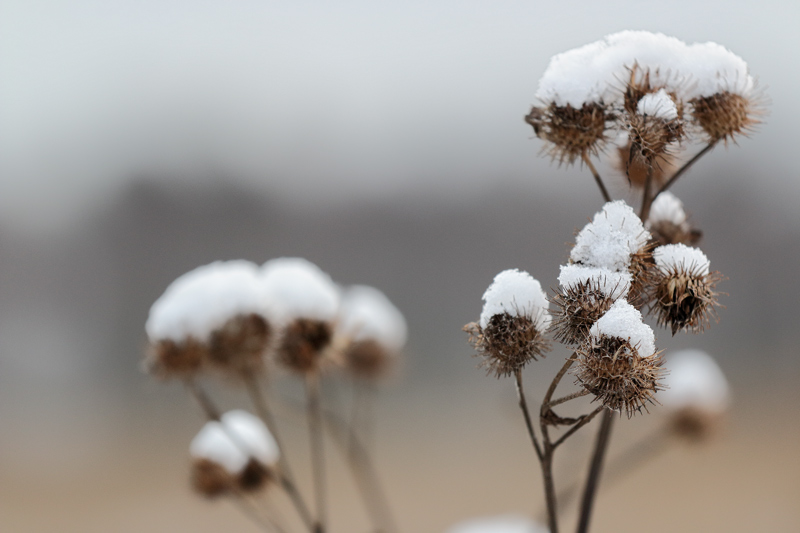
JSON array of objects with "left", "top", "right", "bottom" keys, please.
[
  {"left": 464, "top": 269, "right": 551, "bottom": 377},
  {"left": 528, "top": 31, "right": 761, "bottom": 184},
  {"left": 145, "top": 258, "right": 406, "bottom": 379},
  {"left": 190, "top": 410, "right": 279, "bottom": 497}
]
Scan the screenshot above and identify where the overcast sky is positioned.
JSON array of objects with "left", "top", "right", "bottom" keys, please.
[{"left": 2, "top": 0, "right": 798, "bottom": 231}]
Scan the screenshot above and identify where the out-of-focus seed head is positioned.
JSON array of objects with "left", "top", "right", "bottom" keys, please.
[
  {"left": 575, "top": 335, "right": 664, "bottom": 417},
  {"left": 647, "top": 260, "right": 722, "bottom": 335},
  {"left": 464, "top": 312, "right": 551, "bottom": 378},
  {"left": 208, "top": 313, "right": 271, "bottom": 374},
  {"left": 690, "top": 91, "right": 761, "bottom": 144},
  {"left": 276, "top": 318, "right": 333, "bottom": 373},
  {"left": 669, "top": 406, "right": 724, "bottom": 442},
  {"left": 145, "top": 338, "right": 208, "bottom": 379},
  {"left": 237, "top": 458, "right": 274, "bottom": 493},
  {"left": 191, "top": 458, "right": 234, "bottom": 498},
  {"left": 343, "top": 339, "right": 393, "bottom": 379},
  {"left": 525, "top": 102, "right": 610, "bottom": 165},
  {"left": 550, "top": 280, "right": 616, "bottom": 346}
]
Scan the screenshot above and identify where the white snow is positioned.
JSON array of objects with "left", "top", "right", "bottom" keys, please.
[
  {"left": 636, "top": 89, "right": 678, "bottom": 120},
  {"left": 654, "top": 244, "right": 710, "bottom": 276},
  {"left": 660, "top": 350, "right": 730, "bottom": 414},
  {"left": 558, "top": 264, "right": 631, "bottom": 300},
  {"left": 337, "top": 285, "right": 408, "bottom": 353},
  {"left": 647, "top": 191, "right": 687, "bottom": 226},
  {"left": 589, "top": 300, "right": 656, "bottom": 357},
  {"left": 262, "top": 257, "right": 341, "bottom": 324},
  {"left": 479, "top": 269, "right": 551, "bottom": 331},
  {"left": 445, "top": 515, "right": 547, "bottom": 533},
  {"left": 146, "top": 260, "right": 270, "bottom": 343},
  {"left": 570, "top": 201, "right": 650, "bottom": 272},
  {"left": 535, "top": 31, "right": 754, "bottom": 108},
  {"left": 190, "top": 410, "right": 280, "bottom": 474}
]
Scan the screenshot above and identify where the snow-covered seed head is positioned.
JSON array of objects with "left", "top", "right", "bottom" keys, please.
[
  {"left": 691, "top": 91, "right": 761, "bottom": 144},
  {"left": 525, "top": 102, "right": 610, "bottom": 165},
  {"left": 337, "top": 285, "right": 407, "bottom": 379},
  {"left": 646, "top": 192, "right": 702, "bottom": 246},
  {"left": 570, "top": 201, "right": 651, "bottom": 273},
  {"left": 625, "top": 89, "right": 685, "bottom": 168},
  {"left": 551, "top": 265, "right": 630, "bottom": 345},
  {"left": 144, "top": 260, "right": 273, "bottom": 379},
  {"left": 660, "top": 349, "right": 730, "bottom": 440},
  {"left": 575, "top": 301, "right": 663, "bottom": 417},
  {"left": 647, "top": 245, "right": 721, "bottom": 335},
  {"left": 262, "top": 258, "right": 340, "bottom": 373},
  {"left": 190, "top": 410, "right": 280, "bottom": 497},
  {"left": 464, "top": 269, "right": 551, "bottom": 377}
]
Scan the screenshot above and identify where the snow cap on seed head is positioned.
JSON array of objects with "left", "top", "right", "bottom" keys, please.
[
  {"left": 558, "top": 264, "right": 631, "bottom": 300},
  {"left": 479, "top": 269, "right": 551, "bottom": 331},
  {"left": 338, "top": 285, "right": 407, "bottom": 353},
  {"left": 190, "top": 410, "right": 280, "bottom": 475},
  {"left": 648, "top": 191, "right": 688, "bottom": 227},
  {"left": 589, "top": 300, "right": 656, "bottom": 358},
  {"left": 637, "top": 89, "right": 679, "bottom": 120},
  {"left": 661, "top": 349, "right": 730, "bottom": 414},
  {"left": 146, "top": 260, "right": 270, "bottom": 343},
  {"left": 445, "top": 514, "right": 548, "bottom": 533},
  {"left": 654, "top": 244, "right": 710, "bottom": 276},
  {"left": 261, "top": 257, "right": 340, "bottom": 324},
  {"left": 571, "top": 201, "right": 650, "bottom": 272}
]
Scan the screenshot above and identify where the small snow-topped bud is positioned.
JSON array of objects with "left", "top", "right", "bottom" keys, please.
[
  {"left": 480, "top": 269, "right": 550, "bottom": 331},
  {"left": 190, "top": 410, "right": 280, "bottom": 475},
  {"left": 648, "top": 191, "right": 687, "bottom": 226},
  {"left": 637, "top": 89, "right": 678, "bottom": 120},
  {"left": 654, "top": 244, "right": 710, "bottom": 276},
  {"left": 662, "top": 349, "right": 730, "bottom": 414},
  {"left": 262, "top": 258, "right": 340, "bottom": 324},
  {"left": 647, "top": 192, "right": 699, "bottom": 247},
  {"left": 571, "top": 201, "right": 650, "bottom": 272},
  {"left": 558, "top": 264, "right": 631, "bottom": 300},
  {"left": 445, "top": 514, "right": 548, "bottom": 533},
  {"left": 589, "top": 300, "right": 656, "bottom": 357},
  {"left": 146, "top": 260, "right": 268, "bottom": 343}
]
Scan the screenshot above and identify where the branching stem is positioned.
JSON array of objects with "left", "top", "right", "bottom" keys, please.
[
  {"left": 305, "top": 373, "right": 327, "bottom": 533},
  {"left": 654, "top": 142, "right": 717, "bottom": 197},
  {"left": 576, "top": 409, "right": 614, "bottom": 533},
  {"left": 514, "top": 370, "right": 543, "bottom": 461},
  {"left": 582, "top": 153, "right": 612, "bottom": 203}
]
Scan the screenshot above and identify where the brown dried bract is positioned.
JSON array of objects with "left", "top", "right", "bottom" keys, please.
[
  {"left": 614, "top": 142, "right": 675, "bottom": 188},
  {"left": 145, "top": 338, "right": 208, "bottom": 379},
  {"left": 191, "top": 458, "right": 234, "bottom": 498},
  {"left": 691, "top": 91, "right": 760, "bottom": 143},
  {"left": 646, "top": 265, "right": 722, "bottom": 335},
  {"left": 525, "top": 102, "right": 610, "bottom": 165},
  {"left": 464, "top": 313, "right": 551, "bottom": 378},
  {"left": 575, "top": 335, "right": 664, "bottom": 417},
  {"left": 550, "top": 282, "right": 616, "bottom": 346},
  {"left": 276, "top": 318, "right": 333, "bottom": 373},
  {"left": 209, "top": 313, "right": 271, "bottom": 374},
  {"left": 237, "top": 458, "right": 273, "bottom": 493}
]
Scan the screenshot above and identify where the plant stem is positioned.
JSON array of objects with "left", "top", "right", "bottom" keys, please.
[
  {"left": 640, "top": 166, "right": 654, "bottom": 220},
  {"left": 305, "top": 372, "right": 327, "bottom": 533},
  {"left": 228, "top": 493, "right": 285, "bottom": 533},
  {"left": 541, "top": 355, "right": 578, "bottom": 413},
  {"left": 552, "top": 406, "right": 603, "bottom": 449},
  {"left": 514, "top": 370, "right": 543, "bottom": 461},
  {"left": 242, "top": 372, "right": 316, "bottom": 531},
  {"left": 544, "top": 389, "right": 590, "bottom": 410},
  {"left": 576, "top": 409, "right": 614, "bottom": 533},
  {"left": 582, "top": 153, "right": 612, "bottom": 203},
  {"left": 654, "top": 142, "right": 717, "bottom": 197}
]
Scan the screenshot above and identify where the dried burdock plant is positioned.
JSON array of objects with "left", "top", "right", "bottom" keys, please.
[
  {"left": 646, "top": 191, "right": 702, "bottom": 246},
  {"left": 525, "top": 102, "right": 611, "bottom": 165}
]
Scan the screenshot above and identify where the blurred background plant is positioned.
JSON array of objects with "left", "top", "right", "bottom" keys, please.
[{"left": 1, "top": 1, "right": 799, "bottom": 532}]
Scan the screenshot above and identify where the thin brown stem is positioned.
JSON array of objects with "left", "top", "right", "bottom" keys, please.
[
  {"left": 229, "top": 490, "right": 287, "bottom": 533},
  {"left": 640, "top": 165, "right": 654, "bottom": 220},
  {"left": 541, "top": 354, "right": 578, "bottom": 416},
  {"left": 576, "top": 409, "right": 614, "bottom": 533},
  {"left": 544, "top": 389, "right": 590, "bottom": 410},
  {"left": 305, "top": 373, "right": 327, "bottom": 533},
  {"left": 552, "top": 406, "right": 603, "bottom": 449},
  {"left": 514, "top": 370, "right": 543, "bottom": 461},
  {"left": 654, "top": 142, "right": 717, "bottom": 197},
  {"left": 242, "top": 372, "right": 316, "bottom": 531},
  {"left": 582, "top": 153, "right": 612, "bottom": 203}
]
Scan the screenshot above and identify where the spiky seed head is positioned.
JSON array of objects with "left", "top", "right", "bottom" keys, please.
[
  {"left": 191, "top": 458, "right": 234, "bottom": 498},
  {"left": 690, "top": 91, "right": 760, "bottom": 143},
  {"left": 208, "top": 313, "right": 271, "bottom": 374},
  {"left": 464, "top": 313, "right": 551, "bottom": 378},
  {"left": 625, "top": 113, "right": 684, "bottom": 166},
  {"left": 647, "top": 246, "right": 721, "bottom": 335},
  {"left": 343, "top": 339, "right": 392, "bottom": 379},
  {"left": 237, "top": 459, "right": 274, "bottom": 493},
  {"left": 575, "top": 334, "right": 664, "bottom": 417},
  {"left": 145, "top": 338, "right": 207, "bottom": 379},
  {"left": 647, "top": 220, "right": 702, "bottom": 247},
  {"left": 550, "top": 280, "right": 616, "bottom": 346},
  {"left": 525, "top": 102, "right": 610, "bottom": 165},
  {"left": 275, "top": 318, "right": 333, "bottom": 373},
  {"left": 614, "top": 143, "right": 675, "bottom": 189},
  {"left": 622, "top": 63, "right": 685, "bottom": 118},
  {"left": 627, "top": 244, "right": 655, "bottom": 307}
]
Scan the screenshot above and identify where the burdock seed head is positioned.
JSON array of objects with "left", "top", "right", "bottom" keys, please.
[
  {"left": 144, "top": 260, "right": 274, "bottom": 379},
  {"left": 525, "top": 102, "right": 610, "bottom": 165},
  {"left": 624, "top": 89, "right": 685, "bottom": 167},
  {"left": 646, "top": 191, "right": 702, "bottom": 246},
  {"left": 575, "top": 300, "right": 663, "bottom": 417},
  {"left": 614, "top": 142, "right": 675, "bottom": 189},
  {"left": 690, "top": 90, "right": 762, "bottom": 144},
  {"left": 648, "top": 244, "right": 722, "bottom": 335},
  {"left": 551, "top": 264, "right": 630, "bottom": 345},
  {"left": 464, "top": 269, "right": 551, "bottom": 377}
]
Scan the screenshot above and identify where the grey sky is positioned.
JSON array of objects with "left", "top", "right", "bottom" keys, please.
[{"left": 2, "top": 0, "right": 798, "bottom": 230}]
